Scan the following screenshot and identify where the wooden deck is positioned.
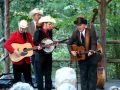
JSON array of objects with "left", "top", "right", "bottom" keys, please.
[
  {"left": 0, "top": 74, "right": 120, "bottom": 90},
  {"left": 102, "top": 80, "right": 120, "bottom": 90},
  {"left": 52, "top": 80, "right": 120, "bottom": 90},
  {"left": 0, "top": 80, "right": 120, "bottom": 90}
]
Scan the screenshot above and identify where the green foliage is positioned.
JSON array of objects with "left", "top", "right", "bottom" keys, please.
[
  {"left": 0, "top": 62, "right": 4, "bottom": 74},
  {"left": 107, "top": 63, "right": 117, "bottom": 79},
  {"left": 106, "top": 0, "right": 120, "bottom": 79},
  {"left": 0, "top": 0, "right": 120, "bottom": 79}
]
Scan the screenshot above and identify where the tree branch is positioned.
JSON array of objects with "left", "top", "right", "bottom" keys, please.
[
  {"left": 9, "top": 0, "right": 14, "bottom": 3},
  {"left": 95, "top": 0, "right": 101, "bottom": 4},
  {"left": 107, "top": 0, "right": 112, "bottom": 5}
]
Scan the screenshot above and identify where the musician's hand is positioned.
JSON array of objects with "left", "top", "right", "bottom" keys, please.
[
  {"left": 71, "top": 51, "right": 77, "bottom": 56},
  {"left": 88, "top": 50, "right": 95, "bottom": 56},
  {"left": 55, "top": 42, "right": 59, "bottom": 46},
  {"left": 37, "top": 46, "right": 42, "bottom": 50},
  {"left": 14, "top": 49, "right": 20, "bottom": 57}
]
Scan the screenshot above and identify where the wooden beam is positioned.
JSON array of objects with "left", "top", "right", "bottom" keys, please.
[
  {"left": 4, "top": 0, "right": 10, "bottom": 73},
  {"left": 0, "top": 37, "right": 5, "bottom": 43},
  {"left": 107, "top": 59, "right": 120, "bottom": 63},
  {"left": 106, "top": 40, "right": 120, "bottom": 44},
  {"left": 0, "top": 54, "right": 9, "bottom": 63}
]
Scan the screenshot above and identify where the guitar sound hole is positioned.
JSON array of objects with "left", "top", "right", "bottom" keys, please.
[
  {"left": 20, "top": 48, "right": 28, "bottom": 56},
  {"left": 23, "top": 48, "right": 28, "bottom": 52}
]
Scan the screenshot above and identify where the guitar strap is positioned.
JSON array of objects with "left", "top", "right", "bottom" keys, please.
[
  {"left": 22, "top": 33, "right": 27, "bottom": 63},
  {"left": 23, "top": 32, "right": 27, "bottom": 43},
  {"left": 85, "top": 28, "right": 90, "bottom": 51}
]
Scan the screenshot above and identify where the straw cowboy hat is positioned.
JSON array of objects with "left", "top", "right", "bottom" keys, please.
[
  {"left": 18, "top": 20, "right": 28, "bottom": 28},
  {"left": 38, "top": 16, "right": 56, "bottom": 23},
  {"left": 29, "top": 8, "right": 43, "bottom": 17}
]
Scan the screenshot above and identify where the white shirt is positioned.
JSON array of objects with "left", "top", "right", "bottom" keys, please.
[
  {"left": 33, "top": 20, "right": 37, "bottom": 29},
  {"left": 80, "top": 29, "right": 85, "bottom": 43}
]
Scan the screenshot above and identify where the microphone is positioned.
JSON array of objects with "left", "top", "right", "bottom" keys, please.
[
  {"left": 51, "top": 26, "right": 59, "bottom": 30},
  {"left": 54, "top": 26, "right": 59, "bottom": 30}
]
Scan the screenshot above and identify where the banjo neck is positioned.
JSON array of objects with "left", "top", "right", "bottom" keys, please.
[
  {"left": 40, "top": 38, "right": 68, "bottom": 48},
  {"left": 40, "top": 38, "right": 69, "bottom": 53}
]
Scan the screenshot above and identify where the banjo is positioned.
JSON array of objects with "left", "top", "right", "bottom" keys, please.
[{"left": 40, "top": 38, "right": 68, "bottom": 53}]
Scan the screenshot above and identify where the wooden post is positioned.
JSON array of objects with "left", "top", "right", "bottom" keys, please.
[
  {"left": 4, "top": 0, "right": 10, "bottom": 73},
  {"left": 99, "top": 0, "right": 107, "bottom": 68},
  {"left": 0, "top": 0, "right": 4, "bottom": 36},
  {"left": 96, "top": 0, "right": 112, "bottom": 81}
]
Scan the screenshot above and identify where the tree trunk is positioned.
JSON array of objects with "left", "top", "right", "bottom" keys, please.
[
  {"left": 4, "top": 0, "right": 10, "bottom": 73},
  {"left": 97, "top": 0, "right": 112, "bottom": 80},
  {"left": 96, "top": 0, "right": 108, "bottom": 81}
]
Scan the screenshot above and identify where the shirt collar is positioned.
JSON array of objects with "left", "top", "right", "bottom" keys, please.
[
  {"left": 79, "top": 29, "right": 85, "bottom": 36},
  {"left": 82, "top": 29, "right": 85, "bottom": 36}
]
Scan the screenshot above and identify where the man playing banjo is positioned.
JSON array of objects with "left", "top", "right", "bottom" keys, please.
[{"left": 33, "top": 16, "right": 56, "bottom": 90}]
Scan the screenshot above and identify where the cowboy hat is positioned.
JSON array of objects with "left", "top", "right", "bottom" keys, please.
[
  {"left": 74, "top": 17, "right": 87, "bottom": 25},
  {"left": 29, "top": 8, "right": 43, "bottom": 17},
  {"left": 38, "top": 16, "right": 56, "bottom": 23},
  {"left": 18, "top": 20, "right": 28, "bottom": 28}
]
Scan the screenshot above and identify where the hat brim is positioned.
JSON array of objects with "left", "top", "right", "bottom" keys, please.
[
  {"left": 29, "top": 9, "right": 43, "bottom": 17},
  {"left": 39, "top": 16, "right": 56, "bottom": 23}
]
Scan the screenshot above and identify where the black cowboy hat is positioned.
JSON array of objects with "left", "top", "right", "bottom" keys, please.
[{"left": 74, "top": 17, "right": 87, "bottom": 25}]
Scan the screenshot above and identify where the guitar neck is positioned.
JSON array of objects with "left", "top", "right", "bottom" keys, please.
[
  {"left": 53, "top": 38, "right": 68, "bottom": 44},
  {"left": 41, "top": 43, "right": 55, "bottom": 48},
  {"left": 80, "top": 50, "right": 101, "bottom": 54},
  {"left": 25, "top": 46, "right": 38, "bottom": 51}
]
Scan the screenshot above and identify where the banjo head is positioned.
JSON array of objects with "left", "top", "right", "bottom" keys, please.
[{"left": 41, "top": 38, "right": 55, "bottom": 53}]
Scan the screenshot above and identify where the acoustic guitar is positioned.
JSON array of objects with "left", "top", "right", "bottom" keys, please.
[
  {"left": 9, "top": 38, "right": 68, "bottom": 62},
  {"left": 9, "top": 43, "right": 37, "bottom": 62},
  {"left": 70, "top": 44, "right": 86, "bottom": 62},
  {"left": 70, "top": 43, "right": 102, "bottom": 63}
]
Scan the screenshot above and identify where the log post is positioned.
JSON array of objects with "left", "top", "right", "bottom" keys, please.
[{"left": 4, "top": 0, "right": 10, "bottom": 73}]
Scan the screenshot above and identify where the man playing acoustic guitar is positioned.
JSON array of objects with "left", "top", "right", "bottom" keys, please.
[
  {"left": 67, "top": 17, "right": 101, "bottom": 90},
  {"left": 4, "top": 20, "right": 36, "bottom": 86}
]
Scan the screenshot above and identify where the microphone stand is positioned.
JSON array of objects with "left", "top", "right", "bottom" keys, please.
[
  {"left": 68, "top": 44, "right": 79, "bottom": 90},
  {"left": 75, "top": 53, "right": 79, "bottom": 90},
  {"left": 70, "top": 53, "right": 79, "bottom": 90}
]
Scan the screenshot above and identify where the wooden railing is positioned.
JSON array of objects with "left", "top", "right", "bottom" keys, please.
[
  {"left": 0, "top": 38, "right": 120, "bottom": 78},
  {"left": 0, "top": 37, "right": 8, "bottom": 62}
]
